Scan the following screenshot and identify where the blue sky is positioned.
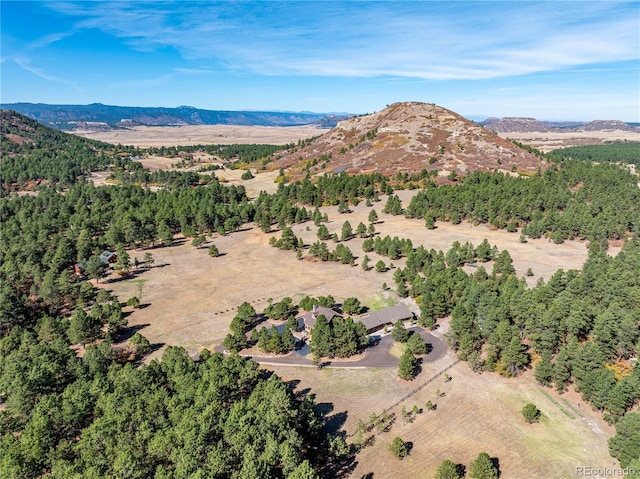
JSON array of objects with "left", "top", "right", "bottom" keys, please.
[{"left": 1, "top": 1, "right": 639, "bottom": 121}]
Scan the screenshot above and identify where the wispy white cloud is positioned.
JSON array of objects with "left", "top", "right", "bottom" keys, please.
[
  {"left": 45, "top": 1, "right": 640, "bottom": 81},
  {"left": 28, "top": 31, "right": 73, "bottom": 49},
  {"left": 13, "top": 56, "right": 85, "bottom": 97},
  {"left": 110, "top": 66, "right": 212, "bottom": 88}
]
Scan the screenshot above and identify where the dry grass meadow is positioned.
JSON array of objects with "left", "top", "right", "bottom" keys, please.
[
  {"left": 267, "top": 354, "right": 614, "bottom": 479},
  {"left": 75, "top": 124, "right": 327, "bottom": 147},
  {"left": 95, "top": 126, "right": 619, "bottom": 479},
  {"left": 104, "top": 189, "right": 590, "bottom": 359}
]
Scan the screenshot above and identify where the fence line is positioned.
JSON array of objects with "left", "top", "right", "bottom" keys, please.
[
  {"left": 347, "top": 358, "right": 461, "bottom": 437},
  {"left": 386, "top": 358, "right": 461, "bottom": 413}
]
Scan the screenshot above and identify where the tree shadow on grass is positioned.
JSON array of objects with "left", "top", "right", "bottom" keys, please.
[
  {"left": 405, "top": 441, "right": 414, "bottom": 455},
  {"left": 115, "top": 323, "right": 150, "bottom": 342},
  {"left": 285, "top": 378, "right": 301, "bottom": 390},
  {"left": 324, "top": 456, "right": 358, "bottom": 479},
  {"left": 295, "top": 387, "right": 312, "bottom": 399},
  {"left": 324, "top": 411, "right": 348, "bottom": 435},
  {"left": 491, "top": 457, "right": 501, "bottom": 478},
  {"left": 315, "top": 402, "right": 334, "bottom": 417}
]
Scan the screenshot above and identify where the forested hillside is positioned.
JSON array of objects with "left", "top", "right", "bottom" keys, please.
[
  {"left": 2, "top": 102, "right": 345, "bottom": 129},
  {"left": 1, "top": 112, "right": 640, "bottom": 476},
  {"left": 549, "top": 142, "right": 640, "bottom": 166},
  {"left": 1, "top": 110, "right": 130, "bottom": 190},
  {"left": 405, "top": 161, "right": 640, "bottom": 243}
]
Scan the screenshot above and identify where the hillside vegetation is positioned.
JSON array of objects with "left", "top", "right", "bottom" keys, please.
[
  {"left": 267, "top": 102, "right": 547, "bottom": 179},
  {"left": 549, "top": 142, "right": 640, "bottom": 166},
  {"left": 1, "top": 110, "right": 639, "bottom": 477}
]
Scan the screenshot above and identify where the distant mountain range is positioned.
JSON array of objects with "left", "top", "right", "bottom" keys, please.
[
  {"left": 3, "top": 103, "right": 637, "bottom": 135},
  {"left": 0, "top": 102, "right": 348, "bottom": 130},
  {"left": 479, "top": 117, "right": 639, "bottom": 133}
]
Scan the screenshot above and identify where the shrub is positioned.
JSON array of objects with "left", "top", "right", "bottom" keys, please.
[
  {"left": 387, "top": 437, "right": 409, "bottom": 459},
  {"left": 521, "top": 403, "right": 541, "bottom": 423}
]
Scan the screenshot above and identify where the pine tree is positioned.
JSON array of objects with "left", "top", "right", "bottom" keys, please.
[
  {"left": 436, "top": 460, "right": 462, "bottom": 479},
  {"left": 534, "top": 350, "right": 554, "bottom": 386},
  {"left": 391, "top": 319, "right": 410, "bottom": 343},
  {"left": 501, "top": 336, "right": 529, "bottom": 377},
  {"left": 398, "top": 348, "right": 417, "bottom": 380},
  {"left": 469, "top": 452, "right": 498, "bottom": 479}
]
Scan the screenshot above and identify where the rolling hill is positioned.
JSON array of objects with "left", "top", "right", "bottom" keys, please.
[
  {"left": 270, "top": 102, "right": 547, "bottom": 179},
  {"left": 0, "top": 102, "right": 347, "bottom": 130}
]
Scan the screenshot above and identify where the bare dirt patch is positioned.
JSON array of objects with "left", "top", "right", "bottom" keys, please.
[{"left": 74, "top": 124, "right": 327, "bottom": 147}]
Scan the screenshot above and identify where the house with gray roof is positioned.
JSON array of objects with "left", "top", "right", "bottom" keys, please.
[
  {"left": 356, "top": 304, "right": 414, "bottom": 334},
  {"left": 299, "top": 305, "right": 342, "bottom": 331}
]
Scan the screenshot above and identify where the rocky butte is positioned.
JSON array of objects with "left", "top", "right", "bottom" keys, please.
[{"left": 269, "top": 102, "right": 547, "bottom": 181}]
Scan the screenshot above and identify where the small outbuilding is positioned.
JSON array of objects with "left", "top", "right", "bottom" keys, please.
[{"left": 100, "top": 250, "right": 117, "bottom": 265}]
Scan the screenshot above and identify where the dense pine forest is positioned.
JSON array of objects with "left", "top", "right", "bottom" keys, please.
[
  {"left": 1, "top": 111, "right": 639, "bottom": 476},
  {"left": 549, "top": 141, "right": 640, "bottom": 166}
]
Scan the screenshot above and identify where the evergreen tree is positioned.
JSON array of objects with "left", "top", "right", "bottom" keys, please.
[
  {"left": 534, "top": 350, "right": 554, "bottom": 386},
  {"left": 387, "top": 437, "right": 409, "bottom": 459},
  {"left": 398, "top": 348, "right": 417, "bottom": 380},
  {"left": 609, "top": 412, "right": 640, "bottom": 468},
  {"left": 68, "top": 308, "right": 101, "bottom": 346},
  {"left": 317, "top": 224, "right": 330, "bottom": 240},
  {"left": 407, "top": 332, "right": 427, "bottom": 355},
  {"left": 208, "top": 243, "right": 220, "bottom": 257},
  {"left": 521, "top": 403, "right": 541, "bottom": 423},
  {"left": 435, "top": 460, "right": 462, "bottom": 479},
  {"left": 469, "top": 452, "right": 498, "bottom": 479},
  {"left": 392, "top": 319, "right": 410, "bottom": 343},
  {"left": 501, "top": 336, "right": 529, "bottom": 377}
]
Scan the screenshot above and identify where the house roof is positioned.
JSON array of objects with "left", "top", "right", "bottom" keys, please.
[
  {"left": 100, "top": 250, "right": 117, "bottom": 264},
  {"left": 300, "top": 306, "right": 342, "bottom": 330},
  {"left": 357, "top": 304, "right": 414, "bottom": 332}
]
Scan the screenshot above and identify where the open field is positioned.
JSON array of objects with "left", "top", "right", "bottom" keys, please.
[
  {"left": 72, "top": 123, "right": 639, "bottom": 153},
  {"left": 268, "top": 351, "right": 614, "bottom": 479},
  {"left": 104, "top": 190, "right": 590, "bottom": 360},
  {"left": 74, "top": 124, "right": 328, "bottom": 147},
  {"left": 500, "top": 130, "right": 640, "bottom": 152},
  {"left": 92, "top": 128, "right": 612, "bottom": 478},
  {"left": 90, "top": 165, "right": 281, "bottom": 196}
]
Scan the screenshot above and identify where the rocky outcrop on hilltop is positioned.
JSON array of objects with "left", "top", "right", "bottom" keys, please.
[
  {"left": 270, "top": 102, "right": 547, "bottom": 179},
  {"left": 580, "top": 120, "right": 636, "bottom": 132},
  {"left": 480, "top": 117, "right": 551, "bottom": 133}
]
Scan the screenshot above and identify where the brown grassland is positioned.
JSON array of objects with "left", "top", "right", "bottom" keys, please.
[
  {"left": 75, "top": 124, "right": 327, "bottom": 147},
  {"left": 95, "top": 126, "right": 621, "bottom": 479},
  {"left": 102, "top": 186, "right": 613, "bottom": 479}
]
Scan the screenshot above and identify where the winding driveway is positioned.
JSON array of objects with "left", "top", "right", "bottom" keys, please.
[{"left": 218, "top": 326, "right": 447, "bottom": 368}]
